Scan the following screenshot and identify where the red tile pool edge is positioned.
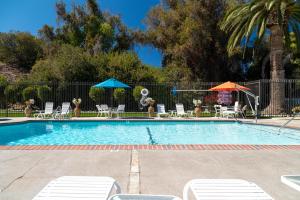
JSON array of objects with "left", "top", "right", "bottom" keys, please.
[{"left": 0, "top": 145, "right": 299, "bottom": 150}]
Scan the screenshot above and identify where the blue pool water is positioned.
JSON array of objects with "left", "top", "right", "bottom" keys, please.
[{"left": 0, "top": 121, "right": 299, "bottom": 145}]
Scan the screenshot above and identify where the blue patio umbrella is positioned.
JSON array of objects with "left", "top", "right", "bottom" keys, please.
[
  {"left": 93, "top": 78, "right": 131, "bottom": 89},
  {"left": 93, "top": 78, "right": 131, "bottom": 106}
]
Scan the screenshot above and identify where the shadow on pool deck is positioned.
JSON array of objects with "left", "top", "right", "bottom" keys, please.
[{"left": 0, "top": 149, "right": 299, "bottom": 200}]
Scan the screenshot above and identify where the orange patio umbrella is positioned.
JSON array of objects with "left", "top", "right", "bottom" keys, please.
[{"left": 209, "top": 81, "right": 250, "bottom": 92}]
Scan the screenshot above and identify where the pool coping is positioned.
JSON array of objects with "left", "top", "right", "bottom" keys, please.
[
  {"left": 0, "top": 144, "right": 299, "bottom": 150},
  {"left": 0, "top": 118, "right": 300, "bottom": 150}
]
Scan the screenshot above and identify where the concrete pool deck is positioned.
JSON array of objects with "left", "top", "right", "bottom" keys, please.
[
  {"left": 0, "top": 117, "right": 299, "bottom": 199},
  {"left": 0, "top": 150, "right": 299, "bottom": 200}
]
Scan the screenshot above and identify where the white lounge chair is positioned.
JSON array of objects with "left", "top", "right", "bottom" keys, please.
[
  {"left": 34, "top": 102, "right": 54, "bottom": 119},
  {"left": 157, "top": 104, "right": 169, "bottom": 118},
  {"left": 183, "top": 179, "right": 273, "bottom": 200},
  {"left": 111, "top": 104, "right": 125, "bottom": 118},
  {"left": 281, "top": 175, "right": 300, "bottom": 192},
  {"left": 213, "top": 105, "right": 222, "bottom": 117},
  {"left": 55, "top": 102, "right": 71, "bottom": 119},
  {"left": 32, "top": 176, "right": 121, "bottom": 200},
  {"left": 109, "top": 194, "right": 181, "bottom": 200},
  {"left": 97, "top": 104, "right": 110, "bottom": 117},
  {"left": 176, "top": 104, "right": 188, "bottom": 117},
  {"left": 222, "top": 101, "right": 240, "bottom": 118}
]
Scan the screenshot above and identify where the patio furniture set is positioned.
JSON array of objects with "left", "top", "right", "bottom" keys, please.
[{"left": 33, "top": 101, "right": 247, "bottom": 119}]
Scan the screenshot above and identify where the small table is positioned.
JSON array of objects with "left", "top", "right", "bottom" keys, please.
[
  {"left": 201, "top": 106, "right": 210, "bottom": 114},
  {"left": 187, "top": 110, "right": 194, "bottom": 117},
  {"left": 168, "top": 110, "right": 177, "bottom": 117},
  {"left": 281, "top": 175, "right": 300, "bottom": 192}
]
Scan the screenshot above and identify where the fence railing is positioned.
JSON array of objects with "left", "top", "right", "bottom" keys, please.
[{"left": 0, "top": 79, "right": 299, "bottom": 117}]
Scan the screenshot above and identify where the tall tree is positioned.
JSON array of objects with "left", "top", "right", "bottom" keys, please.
[
  {"left": 0, "top": 32, "right": 43, "bottom": 70},
  {"left": 136, "top": 0, "right": 244, "bottom": 82},
  {"left": 221, "top": 0, "right": 300, "bottom": 114},
  {"left": 38, "top": 0, "right": 133, "bottom": 54}
]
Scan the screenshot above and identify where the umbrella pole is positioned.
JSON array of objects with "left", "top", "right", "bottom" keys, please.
[{"left": 111, "top": 89, "right": 114, "bottom": 107}]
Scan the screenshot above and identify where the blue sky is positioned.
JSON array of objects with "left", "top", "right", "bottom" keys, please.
[{"left": 0, "top": 0, "right": 162, "bottom": 67}]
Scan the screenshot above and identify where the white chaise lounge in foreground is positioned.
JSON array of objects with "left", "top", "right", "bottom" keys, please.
[
  {"left": 183, "top": 179, "right": 273, "bottom": 200},
  {"left": 32, "top": 176, "right": 121, "bottom": 200}
]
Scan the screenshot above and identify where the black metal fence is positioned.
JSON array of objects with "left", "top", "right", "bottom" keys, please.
[{"left": 0, "top": 79, "right": 300, "bottom": 117}]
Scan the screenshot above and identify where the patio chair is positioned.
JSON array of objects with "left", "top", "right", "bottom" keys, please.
[
  {"left": 157, "top": 104, "right": 169, "bottom": 118},
  {"left": 111, "top": 104, "right": 125, "bottom": 118},
  {"left": 34, "top": 102, "right": 54, "bottom": 119},
  {"left": 55, "top": 102, "right": 71, "bottom": 119},
  {"left": 222, "top": 101, "right": 240, "bottom": 118},
  {"left": 96, "top": 104, "right": 110, "bottom": 117},
  {"left": 183, "top": 179, "right": 274, "bottom": 200},
  {"left": 213, "top": 105, "right": 222, "bottom": 117},
  {"left": 176, "top": 104, "right": 188, "bottom": 117},
  {"left": 32, "top": 176, "right": 121, "bottom": 200}
]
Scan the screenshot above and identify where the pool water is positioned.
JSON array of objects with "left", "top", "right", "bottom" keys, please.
[{"left": 0, "top": 121, "right": 299, "bottom": 145}]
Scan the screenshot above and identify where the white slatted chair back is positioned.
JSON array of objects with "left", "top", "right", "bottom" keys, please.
[
  {"left": 96, "top": 104, "right": 102, "bottom": 111},
  {"left": 157, "top": 104, "right": 166, "bottom": 114},
  {"left": 61, "top": 102, "right": 70, "bottom": 114},
  {"left": 32, "top": 176, "right": 121, "bottom": 200},
  {"left": 234, "top": 101, "right": 240, "bottom": 112},
  {"left": 183, "top": 179, "right": 273, "bottom": 200},
  {"left": 101, "top": 104, "right": 109, "bottom": 111},
  {"left": 176, "top": 104, "right": 185, "bottom": 115},
  {"left": 44, "top": 102, "right": 54, "bottom": 114},
  {"left": 117, "top": 105, "right": 125, "bottom": 112}
]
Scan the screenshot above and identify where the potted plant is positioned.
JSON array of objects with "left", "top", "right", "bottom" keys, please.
[
  {"left": 72, "top": 98, "right": 82, "bottom": 117},
  {"left": 146, "top": 98, "right": 155, "bottom": 117},
  {"left": 193, "top": 99, "right": 202, "bottom": 117},
  {"left": 292, "top": 106, "right": 300, "bottom": 114}
]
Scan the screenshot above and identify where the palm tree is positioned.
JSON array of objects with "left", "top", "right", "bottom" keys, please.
[{"left": 221, "top": 0, "right": 300, "bottom": 115}]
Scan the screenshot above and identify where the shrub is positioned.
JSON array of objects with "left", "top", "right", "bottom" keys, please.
[
  {"left": 113, "top": 88, "right": 125, "bottom": 104},
  {"left": 4, "top": 85, "right": 21, "bottom": 103},
  {"left": 133, "top": 86, "right": 144, "bottom": 102},
  {"left": 22, "top": 86, "right": 37, "bottom": 101},
  {"left": 37, "top": 85, "right": 51, "bottom": 102},
  {"left": 89, "top": 87, "right": 105, "bottom": 103},
  {"left": 0, "top": 75, "right": 8, "bottom": 97}
]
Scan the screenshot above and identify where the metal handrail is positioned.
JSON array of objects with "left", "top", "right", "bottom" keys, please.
[{"left": 279, "top": 113, "right": 300, "bottom": 132}]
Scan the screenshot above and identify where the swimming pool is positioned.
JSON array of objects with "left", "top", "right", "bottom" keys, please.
[{"left": 0, "top": 121, "right": 299, "bottom": 145}]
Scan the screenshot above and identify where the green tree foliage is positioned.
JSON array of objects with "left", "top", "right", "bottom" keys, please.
[
  {"left": 133, "top": 86, "right": 144, "bottom": 102},
  {"left": 0, "top": 75, "right": 8, "bottom": 95},
  {"left": 4, "top": 85, "right": 21, "bottom": 103},
  {"left": 38, "top": 0, "right": 133, "bottom": 54},
  {"left": 221, "top": 0, "right": 300, "bottom": 55},
  {"left": 136, "top": 0, "right": 243, "bottom": 81},
  {"left": 104, "top": 51, "right": 160, "bottom": 83},
  {"left": 30, "top": 44, "right": 97, "bottom": 83},
  {"left": 0, "top": 32, "right": 43, "bottom": 70},
  {"left": 22, "top": 86, "right": 37, "bottom": 101},
  {"left": 89, "top": 87, "right": 105, "bottom": 103},
  {"left": 0, "top": 75, "right": 8, "bottom": 103},
  {"left": 113, "top": 88, "right": 125, "bottom": 103},
  {"left": 37, "top": 85, "right": 51, "bottom": 102},
  {"left": 29, "top": 46, "right": 162, "bottom": 84}
]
